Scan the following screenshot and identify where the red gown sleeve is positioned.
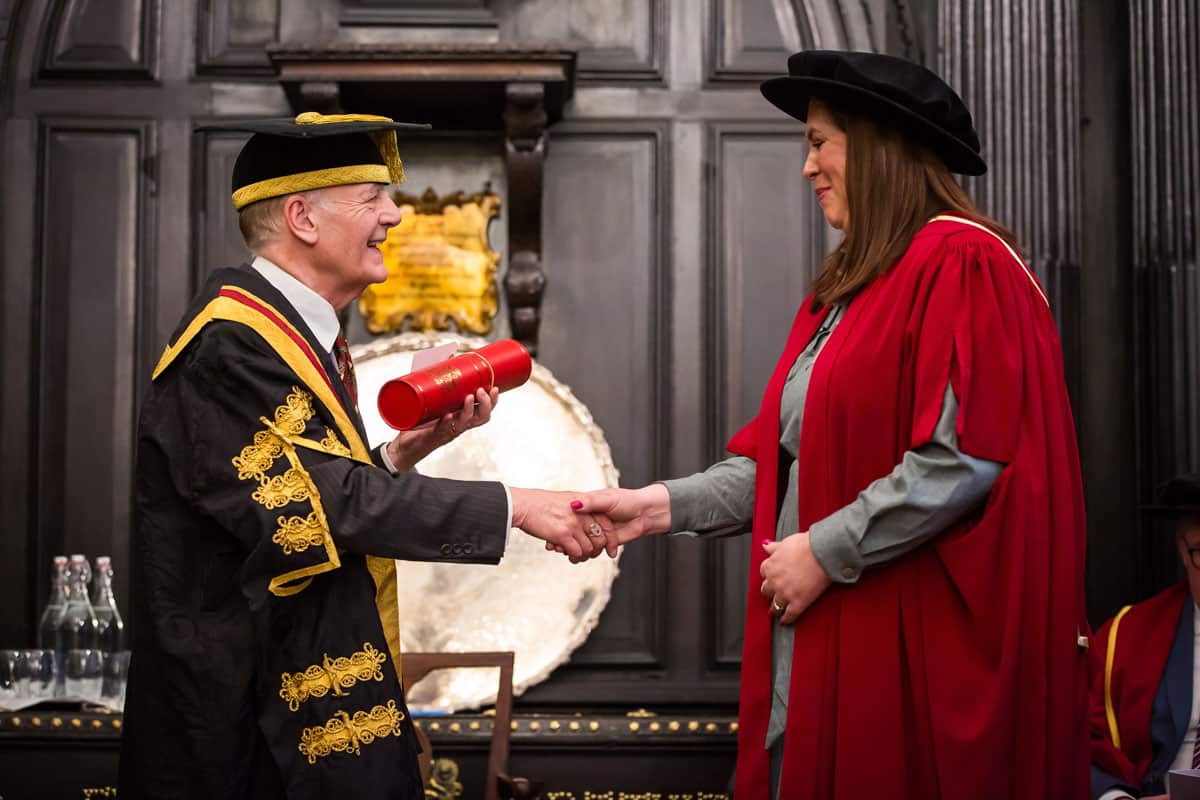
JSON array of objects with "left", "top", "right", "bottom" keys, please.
[{"left": 908, "top": 229, "right": 1056, "bottom": 464}]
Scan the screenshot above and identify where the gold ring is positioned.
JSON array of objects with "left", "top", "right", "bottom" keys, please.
[
  {"left": 587, "top": 522, "right": 604, "bottom": 538},
  {"left": 770, "top": 599, "right": 784, "bottom": 614}
]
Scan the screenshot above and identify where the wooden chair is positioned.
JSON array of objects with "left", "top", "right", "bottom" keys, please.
[{"left": 404, "top": 652, "right": 520, "bottom": 800}]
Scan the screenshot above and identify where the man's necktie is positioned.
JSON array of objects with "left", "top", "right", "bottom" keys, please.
[{"left": 332, "top": 333, "right": 358, "bottom": 409}]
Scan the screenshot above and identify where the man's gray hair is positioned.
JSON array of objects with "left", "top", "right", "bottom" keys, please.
[
  {"left": 237, "top": 195, "right": 288, "bottom": 253},
  {"left": 237, "top": 189, "right": 331, "bottom": 253}
]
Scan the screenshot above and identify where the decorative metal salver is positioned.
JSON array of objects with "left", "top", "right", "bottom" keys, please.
[{"left": 353, "top": 335, "right": 621, "bottom": 714}]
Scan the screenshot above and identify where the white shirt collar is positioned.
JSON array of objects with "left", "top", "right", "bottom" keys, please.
[{"left": 249, "top": 256, "right": 342, "bottom": 354}]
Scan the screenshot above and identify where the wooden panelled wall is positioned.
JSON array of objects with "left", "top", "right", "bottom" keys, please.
[{"left": 0, "top": 0, "right": 1195, "bottom": 712}]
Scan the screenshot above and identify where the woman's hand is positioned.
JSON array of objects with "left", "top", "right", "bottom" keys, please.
[
  {"left": 759, "top": 532, "right": 832, "bottom": 625},
  {"left": 509, "top": 488, "right": 616, "bottom": 562},
  {"left": 384, "top": 387, "right": 499, "bottom": 472},
  {"left": 562, "top": 484, "right": 673, "bottom": 558}
]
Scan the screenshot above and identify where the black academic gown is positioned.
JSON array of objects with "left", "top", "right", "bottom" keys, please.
[{"left": 118, "top": 266, "right": 509, "bottom": 799}]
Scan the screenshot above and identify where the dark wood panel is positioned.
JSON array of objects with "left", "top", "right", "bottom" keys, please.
[
  {"left": 192, "top": 129, "right": 251, "bottom": 286},
  {"left": 33, "top": 119, "right": 156, "bottom": 633},
  {"left": 711, "top": 538, "right": 749, "bottom": 667},
  {"left": 574, "top": 0, "right": 665, "bottom": 84},
  {"left": 704, "top": 122, "right": 822, "bottom": 461},
  {"left": 38, "top": 0, "right": 159, "bottom": 80},
  {"left": 497, "top": 0, "right": 665, "bottom": 84},
  {"left": 0, "top": 2, "right": 12, "bottom": 90},
  {"left": 340, "top": 0, "right": 498, "bottom": 27},
  {"left": 1, "top": 107, "right": 39, "bottom": 651},
  {"left": 702, "top": 122, "right": 825, "bottom": 668},
  {"left": 1077, "top": 0, "right": 1136, "bottom": 626},
  {"left": 706, "top": 0, "right": 798, "bottom": 84},
  {"left": 195, "top": 0, "right": 278, "bottom": 76},
  {"left": 522, "top": 122, "right": 670, "bottom": 693}
]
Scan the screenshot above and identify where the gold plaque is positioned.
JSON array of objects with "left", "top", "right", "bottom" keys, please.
[{"left": 359, "top": 187, "right": 501, "bottom": 334}]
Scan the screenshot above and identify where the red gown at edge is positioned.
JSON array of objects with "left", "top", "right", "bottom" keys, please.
[
  {"left": 728, "top": 216, "right": 1090, "bottom": 799},
  {"left": 1089, "top": 581, "right": 1189, "bottom": 790}
]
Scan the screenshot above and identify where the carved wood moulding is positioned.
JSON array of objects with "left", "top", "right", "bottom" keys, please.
[
  {"left": 267, "top": 43, "right": 575, "bottom": 126},
  {"left": 340, "top": 0, "right": 498, "bottom": 29}
]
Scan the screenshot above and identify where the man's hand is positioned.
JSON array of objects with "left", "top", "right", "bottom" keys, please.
[
  {"left": 385, "top": 387, "right": 498, "bottom": 472},
  {"left": 759, "top": 532, "right": 832, "bottom": 625},
  {"left": 509, "top": 488, "right": 616, "bottom": 562}
]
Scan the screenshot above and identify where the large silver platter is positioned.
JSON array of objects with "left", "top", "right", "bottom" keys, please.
[{"left": 351, "top": 332, "right": 621, "bottom": 713}]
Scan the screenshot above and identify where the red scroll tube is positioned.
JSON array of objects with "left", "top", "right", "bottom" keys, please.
[{"left": 377, "top": 339, "right": 533, "bottom": 430}]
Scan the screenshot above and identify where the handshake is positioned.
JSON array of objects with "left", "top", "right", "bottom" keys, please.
[
  {"left": 507, "top": 484, "right": 673, "bottom": 563},
  {"left": 387, "top": 389, "right": 671, "bottom": 562}
]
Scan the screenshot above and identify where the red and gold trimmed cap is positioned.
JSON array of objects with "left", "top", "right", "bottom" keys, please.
[{"left": 200, "top": 112, "right": 430, "bottom": 210}]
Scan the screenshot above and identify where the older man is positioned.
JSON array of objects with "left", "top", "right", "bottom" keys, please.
[
  {"left": 118, "top": 113, "right": 604, "bottom": 799},
  {"left": 1090, "top": 473, "right": 1200, "bottom": 800}
]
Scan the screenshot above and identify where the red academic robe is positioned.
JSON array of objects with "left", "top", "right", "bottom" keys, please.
[
  {"left": 1089, "top": 581, "right": 1190, "bottom": 789},
  {"left": 728, "top": 216, "right": 1090, "bottom": 799}
]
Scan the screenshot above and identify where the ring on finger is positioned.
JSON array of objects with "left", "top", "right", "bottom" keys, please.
[
  {"left": 770, "top": 599, "right": 785, "bottom": 614},
  {"left": 587, "top": 521, "right": 605, "bottom": 539}
]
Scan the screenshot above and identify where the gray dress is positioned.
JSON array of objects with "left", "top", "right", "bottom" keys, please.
[{"left": 662, "top": 306, "right": 1003, "bottom": 791}]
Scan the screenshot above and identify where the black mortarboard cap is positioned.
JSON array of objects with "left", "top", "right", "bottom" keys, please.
[
  {"left": 198, "top": 112, "right": 431, "bottom": 210},
  {"left": 760, "top": 50, "right": 987, "bottom": 176}
]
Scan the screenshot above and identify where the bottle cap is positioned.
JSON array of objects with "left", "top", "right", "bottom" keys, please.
[
  {"left": 69, "top": 554, "right": 86, "bottom": 563},
  {"left": 96, "top": 556, "right": 111, "bottom": 568},
  {"left": 53, "top": 555, "right": 68, "bottom": 566}
]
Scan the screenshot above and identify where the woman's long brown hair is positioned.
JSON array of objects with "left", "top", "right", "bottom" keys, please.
[{"left": 810, "top": 103, "right": 1019, "bottom": 308}]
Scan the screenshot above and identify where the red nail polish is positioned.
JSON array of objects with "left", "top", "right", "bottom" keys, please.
[{"left": 570, "top": 500, "right": 583, "bottom": 510}]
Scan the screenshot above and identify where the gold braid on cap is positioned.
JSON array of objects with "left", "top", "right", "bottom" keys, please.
[{"left": 295, "top": 111, "right": 406, "bottom": 184}]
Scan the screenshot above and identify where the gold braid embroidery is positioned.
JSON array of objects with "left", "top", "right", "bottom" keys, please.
[
  {"left": 319, "top": 428, "right": 352, "bottom": 458},
  {"left": 297, "top": 700, "right": 405, "bottom": 764},
  {"left": 233, "top": 429, "right": 285, "bottom": 481},
  {"left": 252, "top": 467, "right": 312, "bottom": 509},
  {"left": 232, "top": 387, "right": 337, "bottom": 559},
  {"left": 279, "top": 642, "right": 387, "bottom": 712},
  {"left": 232, "top": 387, "right": 314, "bottom": 483},
  {"left": 271, "top": 512, "right": 327, "bottom": 555},
  {"left": 232, "top": 387, "right": 315, "bottom": 473},
  {"left": 273, "top": 388, "right": 315, "bottom": 436}
]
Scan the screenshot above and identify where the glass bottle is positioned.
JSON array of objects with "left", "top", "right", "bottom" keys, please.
[
  {"left": 91, "top": 556, "right": 124, "bottom": 653},
  {"left": 38, "top": 556, "right": 70, "bottom": 697},
  {"left": 37, "top": 556, "right": 69, "bottom": 650},
  {"left": 58, "top": 554, "right": 98, "bottom": 651}
]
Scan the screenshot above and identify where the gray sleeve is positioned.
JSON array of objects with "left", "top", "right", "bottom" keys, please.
[
  {"left": 808, "top": 384, "right": 1004, "bottom": 584},
  {"left": 661, "top": 455, "right": 757, "bottom": 538}
]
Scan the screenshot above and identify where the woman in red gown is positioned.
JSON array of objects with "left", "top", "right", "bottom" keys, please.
[{"left": 573, "top": 50, "right": 1089, "bottom": 800}]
